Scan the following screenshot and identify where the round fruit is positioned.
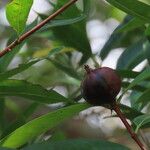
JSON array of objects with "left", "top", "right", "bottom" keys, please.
[{"left": 81, "top": 65, "right": 121, "bottom": 106}]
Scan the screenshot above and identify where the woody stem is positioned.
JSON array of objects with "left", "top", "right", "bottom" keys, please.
[{"left": 113, "top": 103, "right": 146, "bottom": 150}]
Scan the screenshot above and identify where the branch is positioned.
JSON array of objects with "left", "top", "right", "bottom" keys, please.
[
  {"left": 0, "top": 0, "right": 78, "bottom": 58},
  {"left": 113, "top": 103, "right": 146, "bottom": 150}
]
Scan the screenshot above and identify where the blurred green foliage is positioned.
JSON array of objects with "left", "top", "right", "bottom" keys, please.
[{"left": 0, "top": 0, "right": 150, "bottom": 149}]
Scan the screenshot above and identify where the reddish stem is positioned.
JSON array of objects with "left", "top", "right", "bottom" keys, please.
[
  {"left": 113, "top": 103, "right": 146, "bottom": 150},
  {"left": 0, "top": 0, "right": 78, "bottom": 58}
]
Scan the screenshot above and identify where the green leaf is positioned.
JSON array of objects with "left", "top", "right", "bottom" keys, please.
[
  {"left": 6, "top": 0, "right": 33, "bottom": 34},
  {"left": 39, "top": 14, "right": 87, "bottom": 32},
  {"left": 0, "top": 79, "right": 68, "bottom": 104},
  {"left": 133, "top": 115, "right": 150, "bottom": 132},
  {"left": 48, "top": 58, "right": 81, "bottom": 80},
  {"left": 119, "top": 104, "right": 143, "bottom": 120},
  {"left": 116, "top": 17, "right": 145, "bottom": 33},
  {"left": 100, "top": 16, "right": 138, "bottom": 60},
  {"left": 0, "top": 59, "right": 41, "bottom": 81},
  {"left": 129, "top": 91, "right": 144, "bottom": 111},
  {"left": 136, "top": 88, "right": 150, "bottom": 104},
  {"left": 100, "top": 22, "right": 125, "bottom": 60},
  {"left": 122, "top": 82, "right": 146, "bottom": 92},
  {"left": 0, "top": 99, "right": 5, "bottom": 132},
  {"left": 22, "top": 139, "right": 130, "bottom": 150},
  {"left": 117, "top": 39, "right": 146, "bottom": 69},
  {"left": 50, "top": 130, "right": 67, "bottom": 141},
  {"left": 48, "top": 47, "right": 65, "bottom": 57},
  {"left": 145, "top": 25, "right": 150, "bottom": 36},
  {"left": 0, "top": 148, "right": 13, "bottom": 150},
  {"left": 50, "top": 0, "right": 92, "bottom": 63},
  {"left": 0, "top": 103, "right": 90, "bottom": 148},
  {"left": 1, "top": 103, "right": 39, "bottom": 138},
  {"left": 0, "top": 36, "right": 23, "bottom": 72},
  {"left": 106, "top": 0, "right": 150, "bottom": 23},
  {"left": 118, "top": 68, "right": 150, "bottom": 100},
  {"left": 24, "top": 18, "right": 38, "bottom": 33},
  {"left": 125, "top": 68, "right": 150, "bottom": 91},
  {"left": 40, "top": 0, "right": 90, "bottom": 32},
  {"left": 143, "top": 40, "right": 150, "bottom": 64},
  {"left": 105, "top": 104, "right": 143, "bottom": 120},
  {"left": 117, "top": 69, "right": 140, "bottom": 78}
]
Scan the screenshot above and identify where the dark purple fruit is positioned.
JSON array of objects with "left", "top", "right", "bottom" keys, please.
[{"left": 81, "top": 65, "right": 121, "bottom": 106}]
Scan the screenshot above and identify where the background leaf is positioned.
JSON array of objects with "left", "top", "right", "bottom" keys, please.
[
  {"left": 6, "top": 0, "right": 33, "bottom": 34},
  {"left": 0, "top": 79, "right": 68, "bottom": 104},
  {"left": 106, "top": 0, "right": 150, "bottom": 23},
  {"left": 100, "top": 16, "right": 143, "bottom": 60},
  {"left": 0, "top": 59, "right": 41, "bottom": 81},
  {"left": 0, "top": 103, "right": 90, "bottom": 148},
  {"left": 116, "top": 17, "right": 145, "bottom": 33},
  {"left": 117, "top": 70, "right": 140, "bottom": 79},
  {"left": 119, "top": 104, "right": 143, "bottom": 120},
  {"left": 1, "top": 103, "right": 39, "bottom": 138},
  {"left": 0, "top": 99, "right": 5, "bottom": 133},
  {"left": 22, "top": 139, "right": 130, "bottom": 150},
  {"left": 125, "top": 68, "right": 150, "bottom": 91},
  {"left": 39, "top": 14, "right": 87, "bottom": 32},
  {"left": 50, "top": 0, "right": 92, "bottom": 65},
  {"left": 0, "top": 148, "right": 13, "bottom": 150},
  {"left": 136, "top": 88, "right": 150, "bottom": 104},
  {"left": 48, "top": 58, "right": 81, "bottom": 80},
  {"left": 117, "top": 39, "right": 146, "bottom": 69},
  {"left": 133, "top": 115, "right": 150, "bottom": 132},
  {"left": 0, "top": 36, "right": 23, "bottom": 72},
  {"left": 100, "top": 17, "right": 128, "bottom": 60},
  {"left": 143, "top": 40, "right": 150, "bottom": 64}
]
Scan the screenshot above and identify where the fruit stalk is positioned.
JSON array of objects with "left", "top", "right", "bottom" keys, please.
[{"left": 113, "top": 103, "right": 146, "bottom": 150}]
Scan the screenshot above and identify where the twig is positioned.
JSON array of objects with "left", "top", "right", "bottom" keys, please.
[
  {"left": 0, "top": 0, "right": 78, "bottom": 58},
  {"left": 113, "top": 103, "right": 146, "bottom": 150}
]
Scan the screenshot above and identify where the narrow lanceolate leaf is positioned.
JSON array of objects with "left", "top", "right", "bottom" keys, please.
[
  {"left": 0, "top": 103, "right": 90, "bottom": 148},
  {"left": 0, "top": 59, "right": 41, "bottom": 81},
  {"left": 117, "top": 39, "right": 146, "bottom": 69},
  {"left": 22, "top": 139, "right": 130, "bottom": 150},
  {"left": 6, "top": 0, "right": 33, "bottom": 34},
  {"left": 122, "top": 82, "right": 146, "bottom": 92},
  {"left": 133, "top": 115, "right": 150, "bottom": 132},
  {"left": 100, "top": 16, "right": 132, "bottom": 60},
  {"left": 106, "top": 0, "right": 150, "bottom": 23},
  {"left": 116, "top": 17, "right": 145, "bottom": 33},
  {"left": 118, "top": 68, "right": 150, "bottom": 101},
  {"left": 116, "top": 69, "right": 140, "bottom": 79},
  {"left": 1, "top": 103, "right": 39, "bottom": 138},
  {"left": 118, "top": 104, "right": 143, "bottom": 120},
  {"left": 40, "top": 0, "right": 90, "bottom": 32},
  {"left": 136, "top": 88, "right": 150, "bottom": 104},
  {"left": 51, "top": 0, "right": 92, "bottom": 64},
  {"left": 0, "top": 79, "right": 68, "bottom": 104},
  {"left": 39, "top": 14, "right": 87, "bottom": 32},
  {"left": 126, "top": 68, "right": 150, "bottom": 91},
  {"left": 119, "top": 68, "right": 150, "bottom": 99},
  {"left": 49, "top": 59, "right": 81, "bottom": 80}
]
